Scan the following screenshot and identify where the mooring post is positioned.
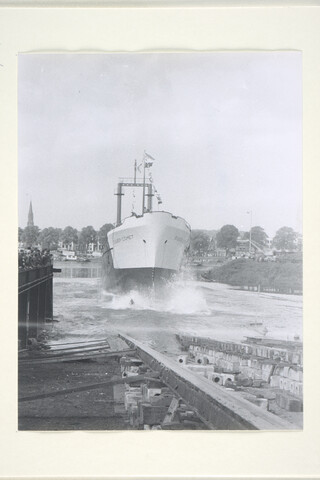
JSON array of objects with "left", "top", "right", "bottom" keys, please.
[
  {"left": 38, "top": 282, "right": 46, "bottom": 329},
  {"left": 28, "top": 286, "right": 39, "bottom": 339},
  {"left": 18, "top": 292, "right": 28, "bottom": 348},
  {"left": 45, "top": 275, "right": 53, "bottom": 322}
]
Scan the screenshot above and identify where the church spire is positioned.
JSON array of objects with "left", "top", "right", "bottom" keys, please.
[{"left": 27, "top": 201, "right": 34, "bottom": 227}]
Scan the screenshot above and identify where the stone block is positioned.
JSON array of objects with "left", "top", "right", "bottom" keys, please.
[
  {"left": 276, "top": 393, "right": 303, "bottom": 412},
  {"left": 294, "top": 382, "right": 303, "bottom": 397},
  {"left": 235, "top": 374, "right": 253, "bottom": 387},
  {"left": 270, "top": 375, "right": 280, "bottom": 388},
  {"left": 124, "top": 392, "right": 142, "bottom": 410},
  {"left": 177, "top": 355, "right": 188, "bottom": 365},
  {"left": 150, "top": 393, "right": 174, "bottom": 407},
  {"left": 142, "top": 386, "right": 162, "bottom": 402},
  {"left": 139, "top": 403, "right": 168, "bottom": 426}
]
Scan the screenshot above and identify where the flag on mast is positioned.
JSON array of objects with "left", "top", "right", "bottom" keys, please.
[{"left": 144, "top": 151, "right": 155, "bottom": 168}]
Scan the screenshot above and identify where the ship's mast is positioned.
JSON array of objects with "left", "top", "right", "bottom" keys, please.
[
  {"left": 142, "top": 152, "right": 146, "bottom": 214},
  {"left": 115, "top": 182, "right": 124, "bottom": 226},
  {"left": 134, "top": 159, "right": 137, "bottom": 185},
  {"left": 147, "top": 183, "right": 153, "bottom": 212}
]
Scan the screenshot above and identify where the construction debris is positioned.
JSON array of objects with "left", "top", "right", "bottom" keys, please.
[
  {"left": 19, "top": 332, "right": 302, "bottom": 430},
  {"left": 175, "top": 334, "right": 303, "bottom": 419}
]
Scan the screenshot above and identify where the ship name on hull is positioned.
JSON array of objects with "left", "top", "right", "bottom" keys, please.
[{"left": 114, "top": 234, "right": 134, "bottom": 245}]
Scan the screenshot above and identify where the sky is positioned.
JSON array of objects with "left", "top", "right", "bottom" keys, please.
[{"left": 18, "top": 52, "right": 302, "bottom": 238}]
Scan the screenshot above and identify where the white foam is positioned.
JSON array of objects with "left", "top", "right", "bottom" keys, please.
[{"left": 101, "top": 281, "right": 210, "bottom": 315}]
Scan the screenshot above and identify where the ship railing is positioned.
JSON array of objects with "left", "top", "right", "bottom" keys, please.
[{"left": 118, "top": 176, "right": 144, "bottom": 183}]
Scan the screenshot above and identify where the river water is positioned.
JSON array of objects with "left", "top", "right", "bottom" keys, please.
[{"left": 52, "top": 262, "right": 302, "bottom": 356}]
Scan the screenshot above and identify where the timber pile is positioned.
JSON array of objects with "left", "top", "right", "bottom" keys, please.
[{"left": 19, "top": 338, "right": 135, "bottom": 365}]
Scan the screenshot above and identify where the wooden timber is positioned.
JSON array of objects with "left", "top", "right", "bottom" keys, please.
[
  {"left": 18, "top": 372, "right": 161, "bottom": 403},
  {"left": 19, "top": 348, "right": 137, "bottom": 365}
]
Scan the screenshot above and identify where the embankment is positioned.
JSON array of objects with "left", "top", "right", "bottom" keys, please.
[{"left": 204, "top": 257, "right": 302, "bottom": 294}]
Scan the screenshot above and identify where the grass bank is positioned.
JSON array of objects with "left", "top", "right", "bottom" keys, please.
[{"left": 205, "top": 257, "right": 302, "bottom": 294}]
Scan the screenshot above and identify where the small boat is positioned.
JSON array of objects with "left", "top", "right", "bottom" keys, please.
[{"left": 63, "top": 255, "right": 77, "bottom": 261}]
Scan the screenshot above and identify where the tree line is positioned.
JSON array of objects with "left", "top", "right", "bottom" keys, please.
[
  {"left": 18, "top": 224, "right": 114, "bottom": 252},
  {"left": 190, "top": 225, "right": 302, "bottom": 255},
  {"left": 19, "top": 222, "right": 302, "bottom": 254}
]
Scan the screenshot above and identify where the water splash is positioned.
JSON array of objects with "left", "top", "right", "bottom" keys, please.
[
  {"left": 101, "top": 281, "right": 210, "bottom": 315},
  {"left": 165, "top": 283, "right": 210, "bottom": 314}
]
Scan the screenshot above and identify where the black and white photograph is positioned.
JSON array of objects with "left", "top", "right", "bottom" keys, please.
[{"left": 18, "top": 52, "right": 302, "bottom": 431}]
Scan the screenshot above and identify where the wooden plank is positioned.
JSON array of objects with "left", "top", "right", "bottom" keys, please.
[
  {"left": 48, "top": 339, "right": 110, "bottom": 347},
  {"left": 48, "top": 342, "right": 110, "bottom": 352},
  {"left": 19, "top": 348, "right": 137, "bottom": 365},
  {"left": 162, "top": 397, "right": 180, "bottom": 425},
  {"left": 18, "top": 372, "right": 160, "bottom": 402},
  {"left": 18, "top": 275, "right": 53, "bottom": 295},
  {"left": 26, "top": 344, "right": 111, "bottom": 357}
]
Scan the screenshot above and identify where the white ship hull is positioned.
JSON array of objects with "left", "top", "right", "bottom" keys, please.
[{"left": 103, "top": 211, "right": 190, "bottom": 290}]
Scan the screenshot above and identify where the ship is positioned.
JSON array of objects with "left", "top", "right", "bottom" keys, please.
[{"left": 102, "top": 152, "right": 191, "bottom": 291}]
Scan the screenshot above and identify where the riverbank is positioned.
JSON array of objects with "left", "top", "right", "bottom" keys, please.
[{"left": 203, "top": 258, "right": 302, "bottom": 294}]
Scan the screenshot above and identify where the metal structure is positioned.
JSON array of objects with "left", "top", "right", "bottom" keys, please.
[
  {"left": 18, "top": 264, "right": 55, "bottom": 348},
  {"left": 115, "top": 181, "right": 153, "bottom": 226},
  {"left": 114, "top": 153, "right": 156, "bottom": 226}
]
